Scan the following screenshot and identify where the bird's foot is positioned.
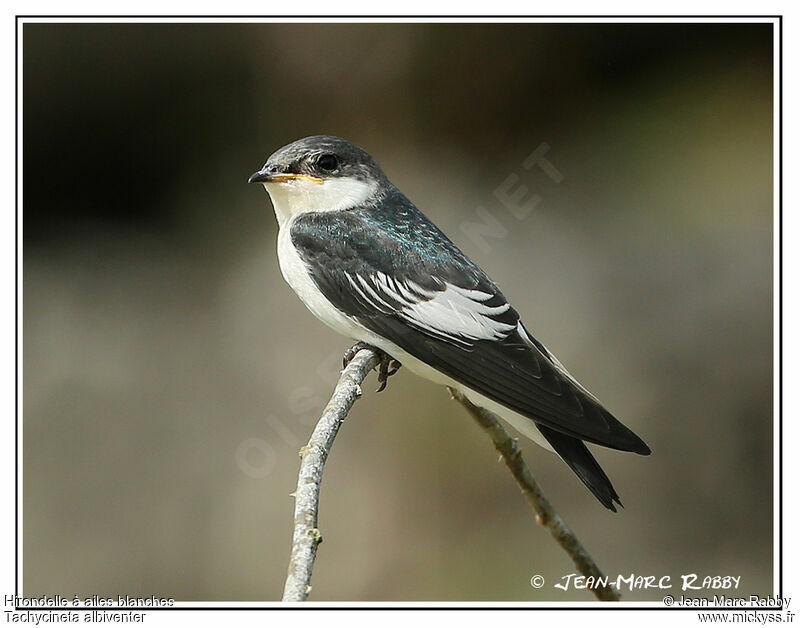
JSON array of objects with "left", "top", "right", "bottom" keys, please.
[
  {"left": 342, "top": 341, "right": 373, "bottom": 369},
  {"left": 341, "top": 342, "right": 402, "bottom": 393},
  {"left": 375, "top": 354, "right": 402, "bottom": 393}
]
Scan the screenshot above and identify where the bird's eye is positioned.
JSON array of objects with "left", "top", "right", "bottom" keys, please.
[{"left": 316, "top": 154, "right": 338, "bottom": 172}]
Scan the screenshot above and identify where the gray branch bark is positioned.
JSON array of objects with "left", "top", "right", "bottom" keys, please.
[
  {"left": 283, "top": 343, "right": 620, "bottom": 602},
  {"left": 447, "top": 387, "right": 621, "bottom": 601},
  {"left": 281, "top": 346, "right": 381, "bottom": 602}
]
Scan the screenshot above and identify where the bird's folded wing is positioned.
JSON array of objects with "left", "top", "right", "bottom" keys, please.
[{"left": 290, "top": 211, "right": 650, "bottom": 454}]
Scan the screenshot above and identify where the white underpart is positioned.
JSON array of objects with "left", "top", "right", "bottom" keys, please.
[
  {"left": 267, "top": 184, "right": 555, "bottom": 453},
  {"left": 263, "top": 176, "right": 377, "bottom": 226}
]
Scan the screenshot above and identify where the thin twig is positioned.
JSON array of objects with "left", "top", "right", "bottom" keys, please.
[
  {"left": 447, "top": 387, "right": 621, "bottom": 601},
  {"left": 282, "top": 342, "right": 619, "bottom": 602},
  {"left": 282, "top": 346, "right": 381, "bottom": 602}
]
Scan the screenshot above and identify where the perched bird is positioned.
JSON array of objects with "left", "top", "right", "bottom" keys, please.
[{"left": 249, "top": 135, "right": 650, "bottom": 511}]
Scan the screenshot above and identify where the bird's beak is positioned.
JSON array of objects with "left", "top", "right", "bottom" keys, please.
[
  {"left": 248, "top": 169, "right": 323, "bottom": 185},
  {"left": 248, "top": 169, "right": 273, "bottom": 184}
]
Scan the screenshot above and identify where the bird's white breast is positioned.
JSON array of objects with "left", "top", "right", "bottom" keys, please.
[{"left": 276, "top": 220, "right": 368, "bottom": 340}]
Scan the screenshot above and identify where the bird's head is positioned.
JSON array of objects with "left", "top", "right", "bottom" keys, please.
[{"left": 249, "top": 135, "right": 388, "bottom": 225}]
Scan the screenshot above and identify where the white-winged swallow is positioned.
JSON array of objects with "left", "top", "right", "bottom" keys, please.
[{"left": 249, "top": 135, "right": 650, "bottom": 511}]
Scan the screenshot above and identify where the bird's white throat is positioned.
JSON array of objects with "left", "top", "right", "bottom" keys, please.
[{"left": 263, "top": 176, "right": 377, "bottom": 226}]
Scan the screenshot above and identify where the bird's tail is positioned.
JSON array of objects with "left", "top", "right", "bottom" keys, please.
[{"left": 536, "top": 424, "right": 623, "bottom": 512}]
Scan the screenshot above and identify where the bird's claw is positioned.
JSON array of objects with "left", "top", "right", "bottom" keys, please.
[
  {"left": 375, "top": 355, "right": 402, "bottom": 393},
  {"left": 342, "top": 341, "right": 373, "bottom": 369},
  {"left": 342, "top": 342, "right": 402, "bottom": 393}
]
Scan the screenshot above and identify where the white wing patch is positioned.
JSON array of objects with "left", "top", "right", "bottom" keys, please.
[
  {"left": 347, "top": 273, "right": 516, "bottom": 344},
  {"left": 403, "top": 284, "right": 515, "bottom": 342}
]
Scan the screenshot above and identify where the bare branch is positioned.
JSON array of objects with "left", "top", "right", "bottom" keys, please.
[
  {"left": 282, "top": 345, "right": 382, "bottom": 602},
  {"left": 282, "top": 342, "right": 620, "bottom": 602},
  {"left": 447, "top": 387, "right": 621, "bottom": 601}
]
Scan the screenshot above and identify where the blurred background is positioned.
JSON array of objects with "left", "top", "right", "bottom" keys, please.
[{"left": 22, "top": 21, "right": 774, "bottom": 602}]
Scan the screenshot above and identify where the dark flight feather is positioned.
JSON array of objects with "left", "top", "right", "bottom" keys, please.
[{"left": 290, "top": 186, "right": 650, "bottom": 509}]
